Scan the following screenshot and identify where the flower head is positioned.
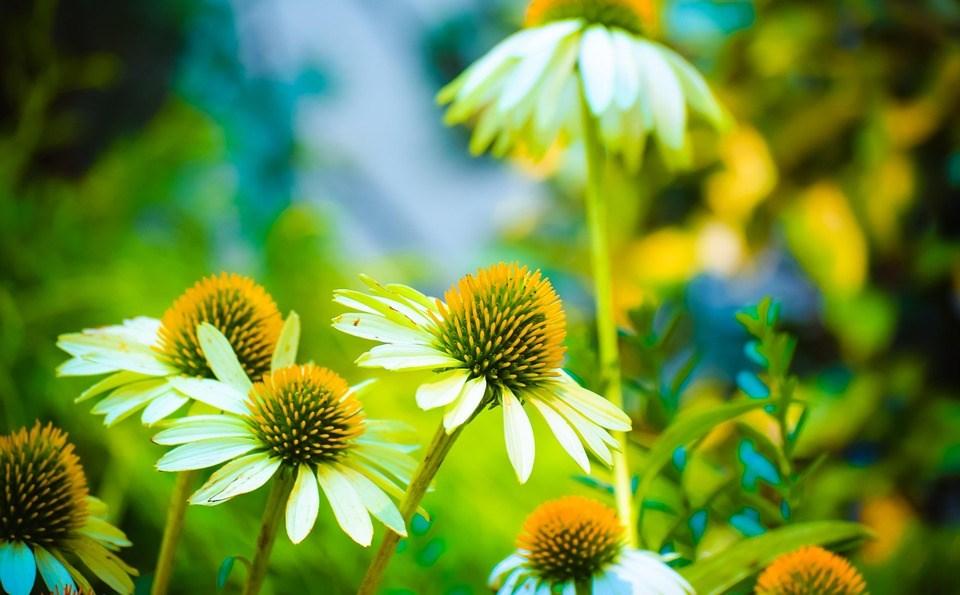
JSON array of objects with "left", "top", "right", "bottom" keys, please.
[
  {"left": 332, "top": 263, "right": 632, "bottom": 483},
  {"left": 57, "top": 273, "right": 291, "bottom": 427},
  {"left": 755, "top": 546, "right": 867, "bottom": 595},
  {"left": 0, "top": 423, "right": 136, "bottom": 595},
  {"left": 490, "top": 497, "right": 692, "bottom": 594},
  {"left": 154, "top": 355, "right": 415, "bottom": 546},
  {"left": 438, "top": 0, "right": 726, "bottom": 170}
]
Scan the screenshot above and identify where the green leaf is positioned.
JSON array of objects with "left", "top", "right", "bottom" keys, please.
[
  {"left": 680, "top": 521, "right": 871, "bottom": 595},
  {"left": 636, "top": 400, "right": 772, "bottom": 521},
  {"left": 217, "top": 555, "right": 250, "bottom": 591}
]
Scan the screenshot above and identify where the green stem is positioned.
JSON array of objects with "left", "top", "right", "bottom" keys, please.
[
  {"left": 243, "top": 472, "right": 295, "bottom": 595},
  {"left": 151, "top": 470, "right": 196, "bottom": 595},
  {"left": 357, "top": 422, "right": 464, "bottom": 595},
  {"left": 579, "top": 79, "right": 637, "bottom": 548}
]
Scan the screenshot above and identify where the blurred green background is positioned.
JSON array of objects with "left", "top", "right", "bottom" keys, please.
[{"left": 1, "top": 0, "right": 959, "bottom": 593}]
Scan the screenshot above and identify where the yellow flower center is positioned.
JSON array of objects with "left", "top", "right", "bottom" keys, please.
[
  {"left": 247, "top": 364, "right": 365, "bottom": 466},
  {"left": 756, "top": 546, "right": 868, "bottom": 595},
  {"left": 158, "top": 273, "right": 283, "bottom": 381},
  {"left": 525, "top": 0, "right": 650, "bottom": 33},
  {"left": 517, "top": 496, "right": 624, "bottom": 582},
  {"left": 433, "top": 263, "right": 566, "bottom": 395},
  {"left": 0, "top": 423, "right": 89, "bottom": 546}
]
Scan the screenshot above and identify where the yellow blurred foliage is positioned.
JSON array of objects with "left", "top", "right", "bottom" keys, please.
[
  {"left": 784, "top": 182, "right": 867, "bottom": 297},
  {"left": 706, "top": 126, "right": 778, "bottom": 223},
  {"left": 860, "top": 494, "right": 915, "bottom": 564},
  {"left": 861, "top": 154, "right": 915, "bottom": 250}
]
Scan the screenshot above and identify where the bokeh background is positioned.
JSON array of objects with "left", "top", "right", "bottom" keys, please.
[{"left": 2, "top": 0, "right": 959, "bottom": 593}]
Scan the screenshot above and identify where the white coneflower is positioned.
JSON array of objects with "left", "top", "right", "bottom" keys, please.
[
  {"left": 438, "top": 0, "right": 727, "bottom": 169},
  {"left": 0, "top": 423, "right": 136, "bottom": 595},
  {"left": 490, "top": 497, "right": 692, "bottom": 595},
  {"left": 333, "top": 262, "right": 631, "bottom": 483},
  {"left": 57, "top": 272, "right": 289, "bottom": 426}
]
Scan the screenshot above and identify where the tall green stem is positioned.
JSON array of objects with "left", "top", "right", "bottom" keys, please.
[
  {"left": 358, "top": 423, "right": 464, "bottom": 594},
  {"left": 151, "top": 470, "right": 196, "bottom": 595},
  {"left": 243, "top": 472, "right": 295, "bottom": 595},
  {"left": 579, "top": 80, "right": 637, "bottom": 547}
]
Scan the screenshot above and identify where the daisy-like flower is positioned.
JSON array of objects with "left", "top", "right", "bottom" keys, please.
[
  {"left": 0, "top": 423, "right": 136, "bottom": 595},
  {"left": 152, "top": 328, "right": 414, "bottom": 546},
  {"left": 490, "top": 497, "right": 692, "bottom": 594},
  {"left": 332, "top": 262, "right": 631, "bottom": 483},
  {"left": 437, "top": 0, "right": 727, "bottom": 169},
  {"left": 57, "top": 273, "right": 288, "bottom": 426},
  {"left": 755, "top": 546, "right": 867, "bottom": 595}
]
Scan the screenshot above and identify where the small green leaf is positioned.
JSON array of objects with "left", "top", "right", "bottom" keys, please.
[
  {"left": 217, "top": 555, "right": 250, "bottom": 591},
  {"left": 636, "top": 399, "right": 771, "bottom": 522},
  {"left": 680, "top": 521, "right": 870, "bottom": 595}
]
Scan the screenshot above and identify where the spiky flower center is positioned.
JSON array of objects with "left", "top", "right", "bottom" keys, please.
[
  {"left": 432, "top": 263, "right": 566, "bottom": 395},
  {"left": 525, "top": 0, "right": 649, "bottom": 34},
  {"left": 0, "top": 423, "right": 89, "bottom": 546},
  {"left": 158, "top": 273, "right": 282, "bottom": 381},
  {"left": 517, "top": 496, "right": 624, "bottom": 582},
  {"left": 756, "top": 546, "right": 868, "bottom": 595},
  {"left": 247, "top": 364, "right": 365, "bottom": 466}
]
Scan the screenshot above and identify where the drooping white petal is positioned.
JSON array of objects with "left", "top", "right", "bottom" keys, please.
[
  {"left": 352, "top": 443, "right": 418, "bottom": 484},
  {"left": 333, "top": 313, "right": 432, "bottom": 345},
  {"left": 529, "top": 397, "right": 590, "bottom": 473},
  {"left": 286, "top": 465, "right": 320, "bottom": 544},
  {"left": 635, "top": 39, "right": 686, "bottom": 149},
  {"left": 155, "top": 437, "right": 258, "bottom": 472},
  {"left": 540, "top": 395, "right": 613, "bottom": 465},
  {"left": 190, "top": 452, "right": 281, "bottom": 505},
  {"left": 579, "top": 25, "right": 617, "bottom": 114},
  {"left": 152, "top": 414, "right": 251, "bottom": 445},
  {"left": 496, "top": 29, "right": 568, "bottom": 113},
  {"left": 356, "top": 343, "right": 460, "bottom": 371},
  {"left": 554, "top": 374, "right": 632, "bottom": 431},
  {"left": 56, "top": 332, "right": 173, "bottom": 376},
  {"left": 658, "top": 45, "right": 726, "bottom": 129},
  {"left": 271, "top": 311, "right": 301, "bottom": 371},
  {"left": 488, "top": 552, "right": 526, "bottom": 587},
  {"left": 339, "top": 466, "right": 406, "bottom": 536},
  {"left": 611, "top": 30, "right": 640, "bottom": 110},
  {"left": 56, "top": 357, "right": 121, "bottom": 377},
  {"left": 168, "top": 377, "right": 249, "bottom": 416},
  {"left": 0, "top": 541, "right": 36, "bottom": 595},
  {"left": 442, "top": 376, "right": 487, "bottom": 431},
  {"left": 501, "top": 387, "right": 535, "bottom": 483},
  {"left": 416, "top": 370, "right": 469, "bottom": 410},
  {"left": 196, "top": 323, "right": 252, "bottom": 394},
  {"left": 592, "top": 571, "right": 632, "bottom": 595},
  {"left": 92, "top": 378, "right": 171, "bottom": 427},
  {"left": 316, "top": 466, "right": 374, "bottom": 546}
]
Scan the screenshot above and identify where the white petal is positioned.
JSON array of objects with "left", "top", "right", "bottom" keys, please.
[
  {"left": 156, "top": 437, "right": 258, "bottom": 472},
  {"left": 356, "top": 343, "right": 460, "bottom": 371},
  {"left": 286, "top": 465, "right": 320, "bottom": 544},
  {"left": 488, "top": 552, "right": 525, "bottom": 588},
  {"left": 316, "top": 466, "right": 374, "bottom": 546},
  {"left": 579, "top": 25, "right": 616, "bottom": 114},
  {"left": 497, "top": 33, "right": 564, "bottom": 112},
  {"left": 611, "top": 30, "right": 639, "bottom": 109},
  {"left": 140, "top": 390, "right": 189, "bottom": 426},
  {"left": 636, "top": 40, "right": 686, "bottom": 149},
  {"left": 34, "top": 546, "right": 74, "bottom": 594},
  {"left": 501, "top": 388, "right": 535, "bottom": 483},
  {"left": 57, "top": 357, "right": 120, "bottom": 376},
  {"left": 168, "top": 377, "right": 249, "bottom": 415},
  {"left": 332, "top": 313, "right": 431, "bottom": 345},
  {"left": 416, "top": 370, "right": 469, "bottom": 410},
  {"left": 554, "top": 375, "right": 632, "bottom": 431},
  {"left": 74, "top": 371, "right": 148, "bottom": 403},
  {"left": 529, "top": 397, "right": 590, "bottom": 473},
  {"left": 271, "top": 312, "right": 300, "bottom": 371},
  {"left": 92, "top": 378, "right": 170, "bottom": 426},
  {"left": 66, "top": 536, "right": 135, "bottom": 595},
  {"left": 658, "top": 44, "right": 726, "bottom": 129},
  {"left": 196, "top": 323, "right": 252, "bottom": 393},
  {"left": 443, "top": 376, "right": 487, "bottom": 431},
  {"left": 153, "top": 414, "right": 251, "bottom": 445},
  {"left": 351, "top": 444, "right": 418, "bottom": 484},
  {"left": 540, "top": 394, "right": 613, "bottom": 465},
  {"left": 190, "top": 453, "right": 281, "bottom": 505},
  {"left": 0, "top": 541, "right": 36, "bottom": 595},
  {"left": 339, "top": 466, "right": 406, "bottom": 536}
]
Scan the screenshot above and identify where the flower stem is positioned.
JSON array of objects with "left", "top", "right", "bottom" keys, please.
[
  {"left": 151, "top": 470, "right": 196, "bottom": 595},
  {"left": 579, "top": 79, "right": 638, "bottom": 548},
  {"left": 243, "top": 472, "right": 295, "bottom": 595},
  {"left": 357, "top": 422, "right": 464, "bottom": 594}
]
